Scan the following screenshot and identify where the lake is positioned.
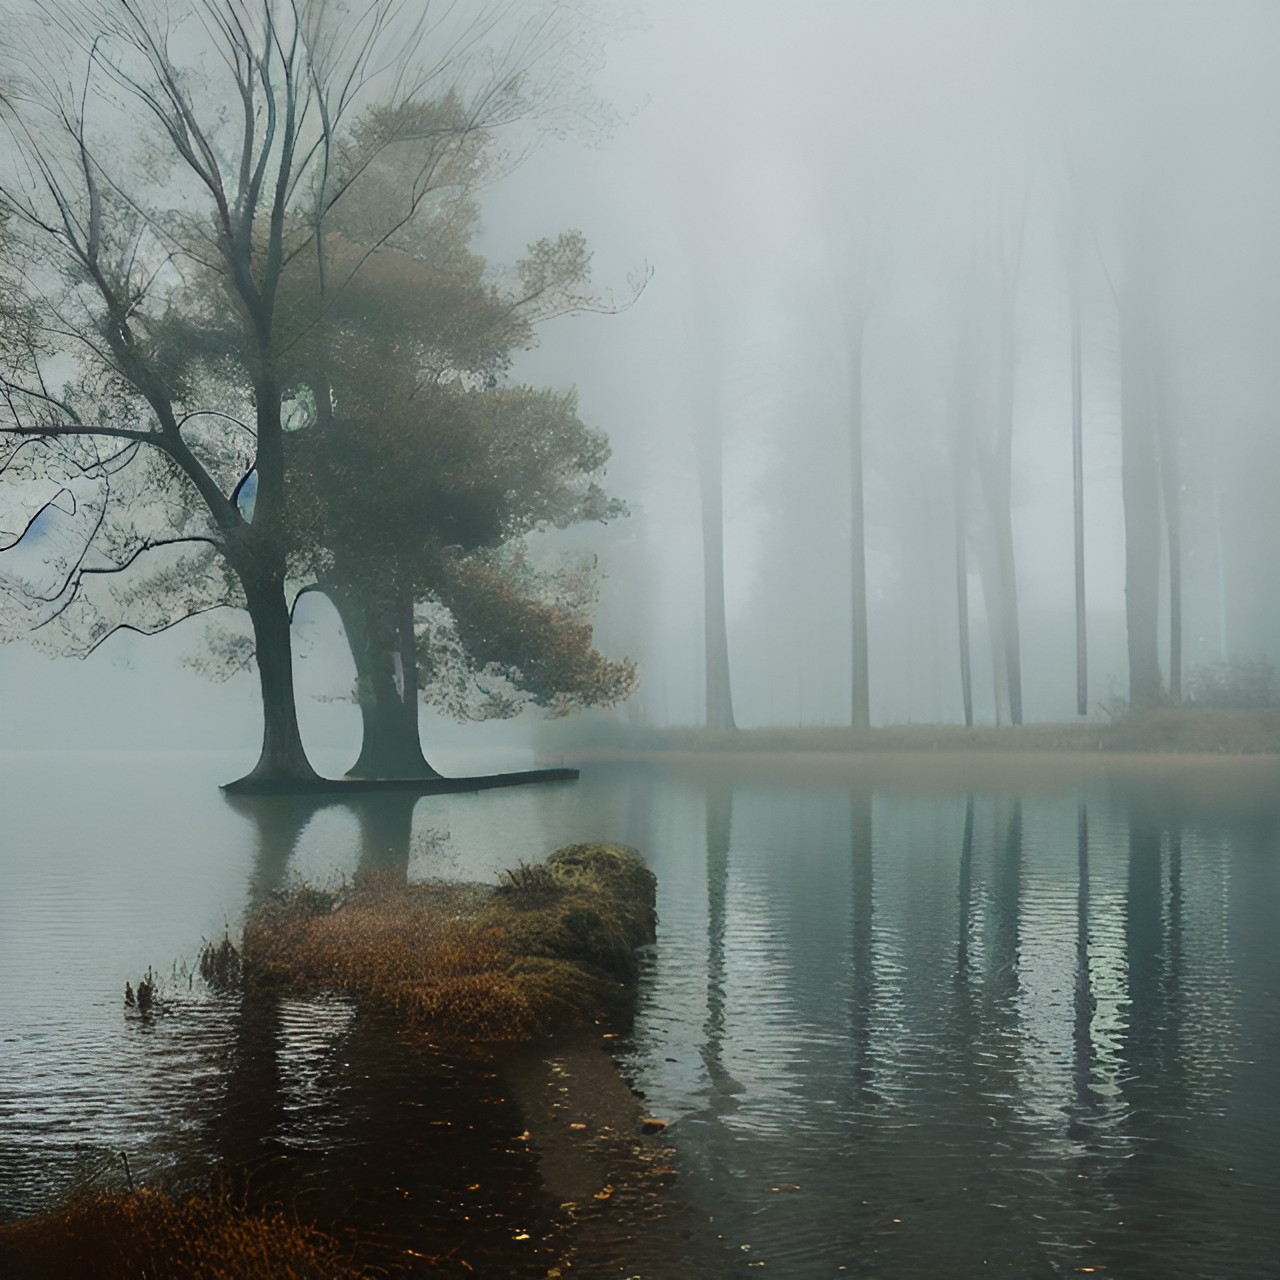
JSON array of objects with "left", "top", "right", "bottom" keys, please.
[{"left": 2, "top": 747, "right": 1278, "bottom": 1277}]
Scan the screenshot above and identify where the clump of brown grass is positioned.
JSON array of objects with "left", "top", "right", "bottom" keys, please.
[
  {"left": 496, "top": 859, "right": 563, "bottom": 901},
  {"left": 0, "top": 1188, "right": 364, "bottom": 1280},
  {"left": 243, "top": 845, "right": 656, "bottom": 1045}
]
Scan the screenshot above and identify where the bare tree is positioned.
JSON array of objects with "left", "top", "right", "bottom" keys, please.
[{"left": 0, "top": 0, "right": 590, "bottom": 783}]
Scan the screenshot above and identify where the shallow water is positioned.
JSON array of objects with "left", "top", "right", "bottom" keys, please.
[{"left": 2, "top": 748, "right": 1278, "bottom": 1277}]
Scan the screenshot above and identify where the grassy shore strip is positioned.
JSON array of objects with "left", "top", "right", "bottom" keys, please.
[
  {"left": 556, "top": 709, "right": 1280, "bottom": 756},
  {"left": 0, "top": 1188, "right": 366, "bottom": 1280},
  {"left": 244, "top": 844, "right": 658, "bottom": 1046}
]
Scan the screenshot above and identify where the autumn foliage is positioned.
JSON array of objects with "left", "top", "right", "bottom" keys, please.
[{"left": 0, "top": 1188, "right": 364, "bottom": 1280}]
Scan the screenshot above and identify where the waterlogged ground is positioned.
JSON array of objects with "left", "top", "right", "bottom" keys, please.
[{"left": 2, "top": 747, "right": 1279, "bottom": 1277}]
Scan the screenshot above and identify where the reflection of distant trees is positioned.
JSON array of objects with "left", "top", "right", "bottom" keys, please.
[
  {"left": 702, "top": 777, "right": 734, "bottom": 1096},
  {"left": 1071, "top": 803, "right": 1100, "bottom": 1125},
  {"left": 989, "top": 800, "right": 1023, "bottom": 1008},
  {"left": 850, "top": 789, "right": 875, "bottom": 1099}
]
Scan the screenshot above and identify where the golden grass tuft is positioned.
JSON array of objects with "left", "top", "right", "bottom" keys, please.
[
  {"left": 0, "top": 1188, "right": 364, "bottom": 1280},
  {"left": 244, "top": 845, "right": 656, "bottom": 1045}
]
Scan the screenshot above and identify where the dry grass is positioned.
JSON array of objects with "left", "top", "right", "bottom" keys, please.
[
  {"left": 243, "top": 844, "right": 657, "bottom": 1045},
  {"left": 0, "top": 1188, "right": 365, "bottom": 1280}
]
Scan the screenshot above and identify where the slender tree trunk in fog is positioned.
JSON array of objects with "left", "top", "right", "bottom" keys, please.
[
  {"left": 955, "top": 476, "right": 974, "bottom": 728},
  {"left": 1158, "top": 407, "right": 1183, "bottom": 704},
  {"left": 977, "top": 535, "right": 1010, "bottom": 725},
  {"left": 699, "top": 419, "right": 736, "bottom": 731},
  {"left": 990, "top": 304, "right": 1024, "bottom": 725},
  {"left": 992, "top": 506, "right": 1022, "bottom": 724},
  {"left": 849, "top": 324, "right": 871, "bottom": 729},
  {"left": 1070, "top": 265, "right": 1088, "bottom": 716},
  {"left": 973, "top": 177, "right": 1029, "bottom": 726},
  {"left": 952, "top": 289, "right": 979, "bottom": 728},
  {"left": 1119, "top": 304, "right": 1164, "bottom": 710}
]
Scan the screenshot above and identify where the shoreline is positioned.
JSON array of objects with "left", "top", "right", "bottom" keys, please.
[{"left": 541, "top": 709, "right": 1280, "bottom": 760}]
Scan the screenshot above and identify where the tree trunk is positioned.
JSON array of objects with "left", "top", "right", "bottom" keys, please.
[
  {"left": 976, "top": 532, "right": 1009, "bottom": 725},
  {"left": 993, "top": 302, "right": 1024, "bottom": 725},
  {"left": 238, "top": 567, "right": 318, "bottom": 783},
  {"left": 1071, "top": 265, "right": 1088, "bottom": 716},
  {"left": 1119, "top": 306, "right": 1164, "bottom": 711},
  {"left": 699, "top": 415, "right": 736, "bottom": 731},
  {"left": 955, "top": 476, "right": 974, "bottom": 728},
  {"left": 849, "top": 326, "right": 871, "bottom": 729},
  {"left": 331, "top": 588, "right": 440, "bottom": 780},
  {"left": 1157, "top": 403, "right": 1182, "bottom": 704},
  {"left": 993, "top": 503, "right": 1023, "bottom": 725},
  {"left": 224, "top": 365, "right": 319, "bottom": 786}
]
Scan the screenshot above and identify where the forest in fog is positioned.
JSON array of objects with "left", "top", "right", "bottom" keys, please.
[
  {"left": 517, "top": 0, "right": 1280, "bottom": 732},
  {"left": 2, "top": 0, "right": 1279, "bottom": 754}
]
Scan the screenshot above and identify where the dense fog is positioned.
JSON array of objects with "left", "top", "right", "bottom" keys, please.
[
  {"left": 492, "top": 0, "right": 1280, "bottom": 730},
  {"left": 4, "top": 0, "right": 1280, "bottom": 751}
]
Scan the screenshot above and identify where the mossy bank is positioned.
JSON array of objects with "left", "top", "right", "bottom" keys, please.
[{"left": 242, "top": 843, "right": 658, "bottom": 1045}]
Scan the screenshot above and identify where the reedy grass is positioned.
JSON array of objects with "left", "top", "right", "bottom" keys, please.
[
  {"left": 243, "top": 844, "right": 657, "bottom": 1045},
  {"left": 0, "top": 1188, "right": 366, "bottom": 1280}
]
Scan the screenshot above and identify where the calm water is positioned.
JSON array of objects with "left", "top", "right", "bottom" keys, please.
[{"left": 2, "top": 748, "right": 1279, "bottom": 1277}]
